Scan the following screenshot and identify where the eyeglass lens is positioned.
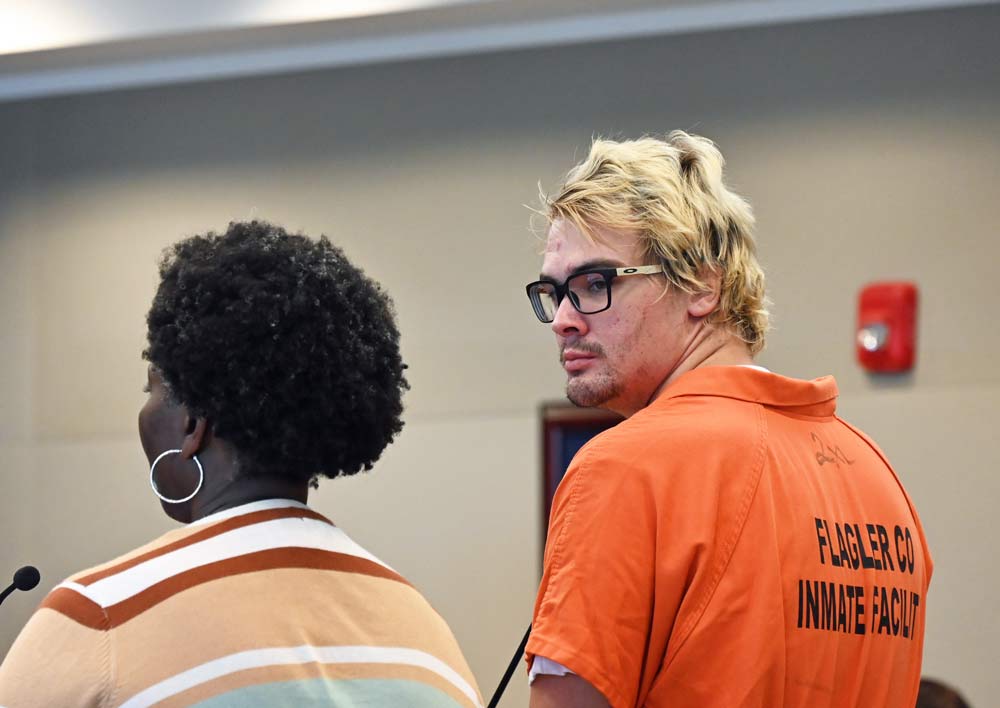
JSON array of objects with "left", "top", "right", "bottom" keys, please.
[{"left": 530, "top": 272, "right": 611, "bottom": 322}]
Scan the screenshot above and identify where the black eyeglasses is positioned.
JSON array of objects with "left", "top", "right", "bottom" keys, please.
[{"left": 525, "top": 265, "right": 662, "bottom": 323}]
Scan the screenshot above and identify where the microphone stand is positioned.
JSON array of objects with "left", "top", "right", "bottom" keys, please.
[{"left": 487, "top": 624, "right": 530, "bottom": 708}]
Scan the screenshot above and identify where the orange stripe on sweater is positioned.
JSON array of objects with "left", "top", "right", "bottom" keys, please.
[
  {"left": 102, "top": 547, "right": 408, "bottom": 628},
  {"left": 40, "top": 587, "right": 108, "bottom": 629},
  {"left": 75, "top": 507, "right": 332, "bottom": 585}
]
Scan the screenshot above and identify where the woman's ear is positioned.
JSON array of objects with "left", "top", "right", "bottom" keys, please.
[
  {"left": 180, "top": 417, "right": 209, "bottom": 460},
  {"left": 688, "top": 267, "right": 722, "bottom": 318}
]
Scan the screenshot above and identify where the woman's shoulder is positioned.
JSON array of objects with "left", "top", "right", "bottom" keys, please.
[{"left": 60, "top": 523, "right": 192, "bottom": 587}]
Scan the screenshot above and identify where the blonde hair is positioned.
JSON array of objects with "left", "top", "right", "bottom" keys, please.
[{"left": 543, "top": 131, "right": 770, "bottom": 354}]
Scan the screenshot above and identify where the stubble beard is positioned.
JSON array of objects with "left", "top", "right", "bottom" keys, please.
[
  {"left": 561, "top": 341, "right": 622, "bottom": 409},
  {"left": 566, "top": 364, "right": 621, "bottom": 409}
]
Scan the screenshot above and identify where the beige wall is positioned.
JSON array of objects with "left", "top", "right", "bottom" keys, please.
[{"left": 1, "top": 5, "right": 998, "bottom": 705}]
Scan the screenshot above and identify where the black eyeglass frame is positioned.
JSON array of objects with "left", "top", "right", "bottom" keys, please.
[{"left": 525, "top": 265, "right": 663, "bottom": 323}]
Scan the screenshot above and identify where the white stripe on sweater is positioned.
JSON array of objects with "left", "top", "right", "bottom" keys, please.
[
  {"left": 118, "top": 644, "right": 484, "bottom": 708},
  {"left": 60, "top": 518, "right": 390, "bottom": 607}
]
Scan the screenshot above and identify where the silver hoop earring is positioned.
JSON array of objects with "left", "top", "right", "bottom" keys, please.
[{"left": 149, "top": 449, "right": 204, "bottom": 504}]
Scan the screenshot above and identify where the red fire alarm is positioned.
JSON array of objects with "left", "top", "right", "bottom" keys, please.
[{"left": 856, "top": 282, "right": 918, "bottom": 373}]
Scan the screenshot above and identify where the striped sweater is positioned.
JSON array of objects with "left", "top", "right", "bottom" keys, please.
[{"left": 0, "top": 499, "right": 483, "bottom": 708}]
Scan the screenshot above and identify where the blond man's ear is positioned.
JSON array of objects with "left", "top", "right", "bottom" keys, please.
[{"left": 687, "top": 266, "right": 722, "bottom": 318}]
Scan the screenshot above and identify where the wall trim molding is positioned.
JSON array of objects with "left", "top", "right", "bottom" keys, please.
[{"left": 0, "top": 0, "right": 995, "bottom": 103}]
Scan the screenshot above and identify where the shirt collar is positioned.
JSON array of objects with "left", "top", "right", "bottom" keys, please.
[{"left": 653, "top": 365, "right": 839, "bottom": 417}]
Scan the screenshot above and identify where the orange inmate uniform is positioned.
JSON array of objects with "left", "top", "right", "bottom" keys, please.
[{"left": 526, "top": 366, "right": 931, "bottom": 708}]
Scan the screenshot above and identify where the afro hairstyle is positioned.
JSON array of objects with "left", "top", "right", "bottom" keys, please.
[{"left": 144, "top": 220, "right": 408, "bottom": 484}]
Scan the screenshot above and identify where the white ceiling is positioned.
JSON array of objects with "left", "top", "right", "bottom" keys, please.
[{"left": 0, "top": 0, "right": 995, "bottom": 102}]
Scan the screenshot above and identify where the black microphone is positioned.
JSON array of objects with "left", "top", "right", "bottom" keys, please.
[{"left": 0, "top": 566, "right": 41, "bottom": 607}]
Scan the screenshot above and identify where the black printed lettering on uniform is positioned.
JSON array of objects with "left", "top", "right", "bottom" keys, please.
[
  {"left": 870, "top": 585, "right": 920, "bottom": 638},
  {"left": 894, "top": 526, "right": 909, "bottom": 573},
  {"left": 798, "top": 579, "right": 804, "bottom": 627},
  {"left": 797, "top": 580, "right": 867, "bottom": 635},
  {"left": 875, "top": 585, "right": 892, "bottom": 635},
  {"left": 815, "top": 518, "right": 829, "bottom": 565},
  {"left": 904, "top": 527, "right": 915, "bottom": 574},
  {"left": 804, "top": 580, "right": 820, "bottom": 629},
  {"left": 821, "top": 582, "right": 837, "bottom": 630},
  {"left": 813, "top": 518, "right": 920, "bottom": 578},
  {"left": 865, "top": 524, "right": 883, "bottom": 570},
  {"left": 876, "top": 525, "right": 895, "bottom": 572},
  {"left": 893, "top": 525, "right": 917, "bottom": 574},
  {"left": 856, "top": 524, "right": 876, "bottom": 569},
  {"left": 840, "top": 585, "right": 853, "bottom": 634},
  {"left": 891, "top": 587, "right": 902, "bottom": 635},
  {"left": 839, "top": 523, "right": 857, "bottom": 569},
  {"left": 854, "top": 585, "right": 866, "bottom": 635},
  {"left": 900, "top": 590, "right": 911, "bottom": 638},
  {"left": 826, "top": 519, "right": 844, "bottom": 568}
]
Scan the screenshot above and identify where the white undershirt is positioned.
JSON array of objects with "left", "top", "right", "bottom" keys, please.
[
  {"left": 529, "top": 364, "right": 771, "bottom": 684},
  {"left": 529, "top": 656, "right": 573, "bottom": 683}
]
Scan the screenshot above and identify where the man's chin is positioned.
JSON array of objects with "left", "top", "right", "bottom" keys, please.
[{"left": 566, "top": 378, "right": 617, "bottom": 409}]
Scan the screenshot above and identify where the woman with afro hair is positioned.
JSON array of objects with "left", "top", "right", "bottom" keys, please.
[{"left": 0, "top": 221, "right": 483, "bottom": 708}]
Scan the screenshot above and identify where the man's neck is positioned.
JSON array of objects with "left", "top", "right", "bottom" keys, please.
[{"left": 644, "top": 327, "right": 753, "bottom": 410}]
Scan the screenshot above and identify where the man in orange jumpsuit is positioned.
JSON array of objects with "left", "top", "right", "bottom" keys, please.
[{"left": 523, "top": 131, "right": 932, "bottom": 708}]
